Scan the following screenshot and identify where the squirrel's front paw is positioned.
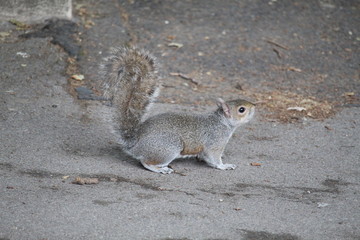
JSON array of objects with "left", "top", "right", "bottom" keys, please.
[{"left": 216, "top": 163, "right": 236, "bottom": 170}]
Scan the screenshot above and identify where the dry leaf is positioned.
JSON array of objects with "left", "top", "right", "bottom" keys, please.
[
  {"left": 5, "top": 90, "right": 16, "bottom": 95},
  {"left": 344, "top": 92, "right": 355, "bottom": 96},
  {"left": 72, "top": 177, "right": 99, "bottom": 185},
  {"left": 250, "top": 162, "right": 262, "bottom": 166},
  {"left": 16, "top": 52, "right": 29, "bottom": 58},
  {"left": 168, "top": 42, "right": 183, "bottom": 48},
  {"left": 317, "top": 202, "right": 330, "bottom": 208},
  {"left": 166, "top": 35, "right": 176, "bottom": 40},
  {"left": 288, "top": 67, "right": 302, "bottom": 72},
  {"left": 71, "top": 74, "right": 85, "bottom": 81},
  {"left": 287, "top": 107, "right": 306, "bottom": 112},
  {"left": 85, "top": 20, "right": 95, "bottom": 29}
]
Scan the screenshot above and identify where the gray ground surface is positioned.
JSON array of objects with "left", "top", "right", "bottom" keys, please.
[{"left": 1, "top": 1, "right": 359, "bottom": 240}]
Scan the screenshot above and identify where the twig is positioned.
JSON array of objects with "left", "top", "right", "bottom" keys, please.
[
  {"left": 273, "top": 48, "right": 282, "bottom": 59},
  {"left": 265, "top": 39, "right": 289, "bottom": 50},
  {"left": 170, "top": 72, "right": 199, "bottom": 85}
]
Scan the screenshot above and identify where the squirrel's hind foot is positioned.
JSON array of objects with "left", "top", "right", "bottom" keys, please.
[
  {"left": 216, "top": 163, "right": 236, "bottom": 170},
  {"left": 141, "top": 162, "right": 174, "bottom": 174}
]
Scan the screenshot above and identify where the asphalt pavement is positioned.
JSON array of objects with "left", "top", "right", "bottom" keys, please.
[{"left": 1, "top": 0, "right": 359, "bottom": 239}]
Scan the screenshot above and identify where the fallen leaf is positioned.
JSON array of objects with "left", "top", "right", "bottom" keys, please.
[
  {"left": 72, "top": 177, "right": 99, "bottom": 185},
  {"left": 71, "top": 74, "right": 85, "bottom": 81},
  {"left": 166, "top": 35, "right": 176, "bottom": 40},
  {"left": 85, "top": 20, "right": 95, "bottom": 29},
  {"left": 288, "top": 66, "right": 302, "bottom": 72},
  {"left": 344, "top": 92, "right": 355, "bottom": 96},
  {"left": 16, "top": 52, "right": 29, "bottom": 58},
  {"left": 168, "top": 42, "right": 183, "bottom": 48},
  {"left": 317, "top": 202, "right": 330, "bottom": 208},
  {"left": 5, "top": 90, "right": 16, "bottom": 95},
  {"left": 287, "top": 107, "right": 306, "bottom": 112},
  {"left": 250, "top": 162, "right": 262, "bottom": 166}
]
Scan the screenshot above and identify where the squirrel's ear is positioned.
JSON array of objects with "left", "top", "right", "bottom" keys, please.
[{"left": 217, "top": 98, "right": 231, "bottom": 118}]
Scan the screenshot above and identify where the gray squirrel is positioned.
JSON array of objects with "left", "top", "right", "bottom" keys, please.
[{"left": 101, "top": 47, "right": 255, "bottom": 174}]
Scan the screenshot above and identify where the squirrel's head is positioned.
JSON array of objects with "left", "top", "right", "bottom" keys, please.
[{"left": 217, "top": 98, "right": 255, "bottom": 126}]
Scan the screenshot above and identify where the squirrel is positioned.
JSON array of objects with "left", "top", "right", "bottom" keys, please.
[{"left": 101, "top": 46, "right": 255, "bottom": 174}]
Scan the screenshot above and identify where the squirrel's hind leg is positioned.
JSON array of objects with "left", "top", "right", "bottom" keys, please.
[
  {"left": 131, "top": 134, "right": 182, "bottom": 174},
  {"left": 137, "top": 149, "right": 178, "bottom": 174}
]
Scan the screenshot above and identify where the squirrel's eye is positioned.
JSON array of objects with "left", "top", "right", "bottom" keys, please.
[{"left": 238, "top": 107, "right": 246, "bottom": 113}]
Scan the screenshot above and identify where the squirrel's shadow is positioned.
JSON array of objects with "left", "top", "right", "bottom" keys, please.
[
  {"left": 169, "top": 156, "right": 206, "bottom": 169},
  {"left": 99, "top": 146, "right": 208, "bottom": 171},
  {"left": 61, "top": 140, "right": 142, "bottom": 169},
  {"left": 98, "top": 146, "right": 142, "bottom": 169}
]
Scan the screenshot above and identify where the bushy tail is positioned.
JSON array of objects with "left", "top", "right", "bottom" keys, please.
[{"left": 100, "top": 47, "right": 160, "bottom": 146}]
